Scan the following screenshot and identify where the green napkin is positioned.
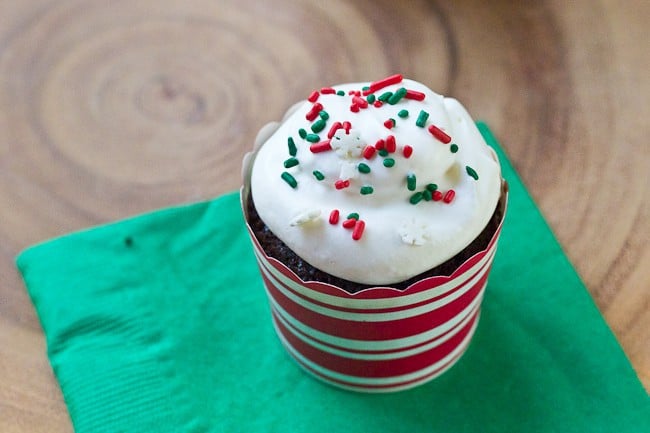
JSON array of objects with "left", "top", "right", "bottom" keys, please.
[{"left": 17, "top": 123, "right": 649, "bottom": 432}]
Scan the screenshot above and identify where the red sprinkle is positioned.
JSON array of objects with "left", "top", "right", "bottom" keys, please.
[
  {"left": 403, "top": 145, "right": 413, "bottom": 158},
  {"left": 343, "top": 121, "right": 352, "bottom": 134},
  {"left": 327, "top": 121, "right": 343, "bottom": 139},
  {"left": 443, "top": 190, "right": 456, "bottom": 203},
  {"left": 405, "top": 89, "right": 426, "bottom": 101},
  {"left": 433, "top": 190, "right": 443, "bottom": 201},
  {"left": 335, "top": 179, "right": 351, "bottom": 190},
  {"left": 352, "top": 220, "right": 366, "bottom": 240},
  {"left": 352, "top": 96, "right": 368, "bottom": 109},
  {"left": 375, "top": 139, "right": 385, "bottom": 150},
  {"left": 307, "top": 90, "right": 319, "bottom": 102},
  {"left": 368, "top": 74, "right": 403, "bottom": 93},
  {"left": 348, "top": 90, "right": 361, "bottom": 96},
  {"left": 384, "top": 119, "right": 395, "bottom": 129},
  {"left": 306, "top": 102, "right": 323, "bottom": 121},
  {"left": 386, "top": 135, "right": 397, "bottom": 152},
  {"left": 310, "top": 140, "right": 332, "bottom": 153},
  {"left": 363, "top": 145, "right": 376, "bottom": 159},
  {"left": 350, "top": 103, "right": 360, "bottom": 113},
  {"left": 329, "top": 209, "right": 340, "bottom": 225},
  {"left": 321, "top": 87, "right": 336, "bottom": 94},
  {"left": 428, "top": 124, "right": 452, "bottom": 143},
  {"left": 342, "top": 218, "right": 357, "bottom": 229},
  {"left": 373, "top": 100, "right": 383, "bottom": 108}
]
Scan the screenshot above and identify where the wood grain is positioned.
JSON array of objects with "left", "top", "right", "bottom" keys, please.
[{"left": 1, "top": 0, "right": 648, "bottom": 431}]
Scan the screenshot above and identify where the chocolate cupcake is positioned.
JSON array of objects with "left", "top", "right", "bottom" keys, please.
[{"left": 242, "top": 75, "right": 507, "bottom": 392}]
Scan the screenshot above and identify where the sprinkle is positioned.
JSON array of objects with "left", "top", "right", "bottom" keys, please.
[
  {"left": 327, "top": 121, "right": 343, "bottom": 139},
  {"left": 407, "top": 173, "right": 417, "bottom": 191},
  {"left": 350, "top": 103, "right": 360, "bottom": 113},
  {"left": 378, "top": 91, "right": 393, "bottom": 102},
  {"left": 378, "top": 149, "right": 389, "bottom": 157},
  {"left": 415, "top": 110, "right": 429, "bottom": 127},
  {"left": 386, "top": 135, "right": 397, "bottom": 153},
  {"left": 288, "top": 137, "right": 297, "bottom": 156},
  {"left": 360, "top": 185, "right": 374, "bottom": 195},
  {"left": 383, "top": 158, "right": 395, "bottom": 167},
  {"left": 306, "top": 102, "right": 323, "bottom": 121},
  {"left": 357, "top": 162, "right": 371, "bottom": 173},
  {"left": 374, "top": 139, "right": 385, "bottom": 150},
  {"left": 426, "top": 183, "right": 438, "bottom": 191},
  {"left": 329, "top": 209, "right": 340, "bottom": 224},
  {"left": 443, "top": 190, "right": 455, "bottom": 203},
  {"left": 402, "top": 145, "right": 413, "bottom": 158},
  {"left": 362, "top": 145, "right": 376, "bottom": 159},
  {"left": 319, "top": 111, "right": 329, "bottom": 120},
  {"left": 313, "top": 170, "right": 325, "bottom": 181},
  {"left": 428, "top": 124, "right": 452, "bottom": 143},
  {"left": 284, "top": 157, "right": 299, "bottom": 168},
  {"left": 311, "top": 118, "right": 326, "bottom": 133},
  {"left": 352, "top": 96, "right": 368, "bottom": 109},
  {"left": 409, "top": 192, "right": 424, "bottom": 205},
  {"left": 388, "top": 87, "right": 407, "bottom": 105},
  {"left": 450, "top": 144, "right": 459, "bottom": 153},
  {"left": 384, "top": 118, "right": 396, "bottom": 129},
  {"left": 366, "top": 94, "right": 376, "bottom": 104},
  {"left": 298, "top": 128, "right": 307, "bottom": 139},
  {"left": 310, "top": 140, "right": 332, "bottom": 153},
  {"left": 348, "top": 90, "right": 361, "bottom": 96},
  {"left": 398, "top": 109, "right": 409, "bottom": 118},
  {"left": 335, "top": 179, "right": 350, "bottom": 190},
  {"left": 466, "top": 166, "right": 479, "bottom": 180},
  {"left": 337, "top": 90, "right": 345, "bottom": 96},
  {"left": 347, "top": 212, "right": 359, "bottom": 220},
  {"left": 352, "top": 220, "right": 366, "bottom": 240},
  {"left": 362, "top": 86, "right": 370, "bottom": 91},
  {"left": 367, "top": 74, "right": 403, "bottom": 93},
  {"left": 308, "top": 90, "right": 319, "bottom": 102},
  {"left": 343, "top": 121, "right": 352, "bottom": 134},
  {"left": 342, "top": 218, "right": 357, "bottom": 229},
  {"left": 423, "top": 190, "right": 432, "bottom": 201},
  {"left": 306, "top": 133, "right": 320, "bottom": 143},
  {"left": 373, "top": 100, "right": 383, "bottom": 108},
  {"left": 321, "top": 87, "right": 336, "bottom": 94},
  {"left": 405, "top": 89, "right": 426, "bottom": 101},
  {"left": 432, "top": 190, "right": 443, "bottom": 201},
  {"left": 281, "top": 172, "right": 297, "bottom": 188}
]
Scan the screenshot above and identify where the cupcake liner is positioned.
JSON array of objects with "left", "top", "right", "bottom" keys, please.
[{"left": 241, "top": 185, "right": 506, "bottom": 393}]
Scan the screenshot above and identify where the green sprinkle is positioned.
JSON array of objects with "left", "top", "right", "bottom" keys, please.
[
  {"left": 466, "top": 165, "right": 479, "bottom": 180},
  {"left": 337, "top": 90, "right": 345, "bottom": 96},
  {"left": 407, "top": 173, "right": 417, "bottom": 191},
  {"left": 388, "top": 87, "right": 407, "bottom": 105},
  {"left": 284, "top": 157, "right": 299, "bottom": 168},
  {"left": 319, "top": 111, "right": 329, "bottom": 120},
  {"left": 450, "top": 143, "right": 459, "bottom": 153},
  {"left": 312, "top": 170, "right": 325, "bottom": 181},
  {"left": 409, "top": 192, "right": 424, "bottom": 205},
  {"left": 347, "top": 212, "right": 360, "bottom": 220},
  {"left": 378, "top": 149, "right": 389, "bottom": 157},
  {"left": 416, "top": 110, "right": 429, "bottom": 127},
  {"left": 378, "top": 91, "right": 393, "bottom": 102},
  {"left": 362, "top": 86, "right": 370, "bottom": 91},
  {"left": 298, "top": 128, "right": 307, "bottom": 139},
  {"left": 423, "top": 190, "right": 432, "bottom": 201},
  {"left": 305, "top": 133, "right": 320, "bottom": 143},
  {"left": 426, "top": 183, "right": 438, "bottom": 191},
  {"left": 366, "top": 94, "right": 376, "bottom": 104},
  {"left": 360, "top": 186, "right": 374, "bottom": 195},
  {"left": 311, "top": 118, "right": 326, "bottom": 133},
  {"left": 398, "top": 109, "right": 409, "bottom": 118},
  {"left": 357, "top": 162, "right": 371, "bottom": 174},
  {"left": 281, "top": 172, "right": 297, "bottom": 188},
  {"left": 288, "top": 137, "right": 297, "bottom": 156},
  {"left": 383, "top": 158, "right": 395, "bottom": 167}
]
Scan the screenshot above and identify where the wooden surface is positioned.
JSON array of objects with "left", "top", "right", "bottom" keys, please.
[{"left": 1, "top": 0, "right": 648, "bottom": 430}]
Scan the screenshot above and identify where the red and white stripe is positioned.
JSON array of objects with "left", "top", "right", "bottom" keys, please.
[{"left": 247, "top": 219, "right": 504, "bottom": 392}]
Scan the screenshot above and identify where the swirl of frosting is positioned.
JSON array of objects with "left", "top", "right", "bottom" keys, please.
[{"left": 248, "top": 76, "right": 502, "bottom": 285}]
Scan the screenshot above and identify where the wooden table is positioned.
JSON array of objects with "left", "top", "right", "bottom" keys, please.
[{"left": 1, "top": 1, "right": 648, "bottom": 430}]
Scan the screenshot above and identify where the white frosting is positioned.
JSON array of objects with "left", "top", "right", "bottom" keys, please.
[{"left": 247, "top": 78, "right": 502, "bottom": 285}]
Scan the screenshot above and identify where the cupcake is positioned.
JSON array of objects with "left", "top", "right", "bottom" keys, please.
[{"left": 241, "top": 74, "right": 507, "bottom": 392}]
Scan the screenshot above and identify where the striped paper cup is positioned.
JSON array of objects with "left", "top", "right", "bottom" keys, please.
[{"left": 241, "top": 188, "right": 507, "bottom": 393}]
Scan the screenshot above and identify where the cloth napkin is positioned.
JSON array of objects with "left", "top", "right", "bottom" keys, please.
[{"left": 17, "top": 123, "right": 650, "bottom": 433}]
